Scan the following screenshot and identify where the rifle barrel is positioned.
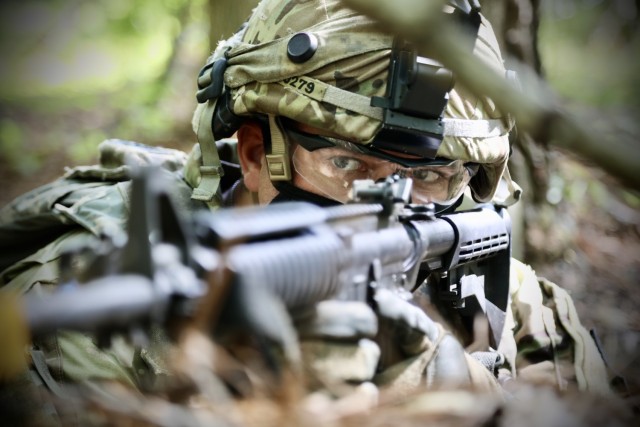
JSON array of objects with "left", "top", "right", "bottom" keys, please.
[{"left": 25, "top": 275, "right": 164, "bottom": 336}]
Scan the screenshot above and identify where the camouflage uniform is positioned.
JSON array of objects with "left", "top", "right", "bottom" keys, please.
[{"left": 0, "top": 140, "right": 199, "bottom": 393}]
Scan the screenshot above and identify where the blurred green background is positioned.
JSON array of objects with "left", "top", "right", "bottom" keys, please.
[
  {"left": 540, "top": 0, "right": 639, "bottom": 108},
  {"left": 0, "top": 0, "right": 257, "bottom": 183}
]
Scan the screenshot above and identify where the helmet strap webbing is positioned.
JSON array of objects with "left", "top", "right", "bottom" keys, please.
[
  {"left": 192, "top": 99, "right": 224, "bottom": 205},
  {"left": 265, "top": 115, "right": 292, "bottom": 181}
]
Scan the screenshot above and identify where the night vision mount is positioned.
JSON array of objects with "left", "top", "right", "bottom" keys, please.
[
  {"left": 368, "top": 1, "right": 481, "bottom": 160},
  {"left": 371, "top": 37, "right": 457, "bottom": 132}
]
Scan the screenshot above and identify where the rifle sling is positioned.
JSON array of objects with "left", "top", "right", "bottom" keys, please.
[{"left": 30, "top": 348, "right": 66, "bottom": 398}]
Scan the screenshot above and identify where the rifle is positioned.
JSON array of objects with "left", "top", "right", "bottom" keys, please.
[{"left": 21, "top": 167, "right": 511, "bottom": 351}]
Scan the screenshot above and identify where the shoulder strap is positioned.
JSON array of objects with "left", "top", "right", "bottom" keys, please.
[{"left": 30, "top": 347, "right": 65, "bottom": 398}]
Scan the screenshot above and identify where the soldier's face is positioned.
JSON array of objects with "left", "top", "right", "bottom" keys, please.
[{"left": 238, "top": 120, "right": 474, "bottom": 206}]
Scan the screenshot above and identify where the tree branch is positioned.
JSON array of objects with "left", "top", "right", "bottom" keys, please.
[{"left": 343, "top": 0, "right": 640, "bottom": 191}]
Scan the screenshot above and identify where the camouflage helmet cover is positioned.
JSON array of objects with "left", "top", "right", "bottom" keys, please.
[{"left": 193, "top": 0, "right": 519, "bottom": 204}]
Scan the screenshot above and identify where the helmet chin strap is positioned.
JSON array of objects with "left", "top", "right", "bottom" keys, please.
[
  {"left": 265, "top": 115, "right": 338, "bottom": 207},
  {"left": 271, "top": 181, "right": 340, "bottom": 207},
  {"left": 265, "top": 115, "right": 292, "bottom": 181}
]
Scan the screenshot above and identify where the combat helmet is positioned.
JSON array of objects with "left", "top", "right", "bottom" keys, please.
[{"left": 191, "top": 0, "right": 521, "bottom": 208}]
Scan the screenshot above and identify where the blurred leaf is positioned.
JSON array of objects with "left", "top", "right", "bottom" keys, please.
[
  {"left": 68, "top": 130, "right": 106, "bottom": 164},
  {"left": 0, "top": 0, "right": 205, "bottom": 99}
]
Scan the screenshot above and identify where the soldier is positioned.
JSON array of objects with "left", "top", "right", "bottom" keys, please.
[
  {"left": 0, "top": 0, "right": 612, "bottom": 414},
  {"left": 185, "top": 0, "right": 612, "bottom": 395}
]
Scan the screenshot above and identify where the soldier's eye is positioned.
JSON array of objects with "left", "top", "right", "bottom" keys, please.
[
  {"left": 330, "top": 156, "right": 362, "bottom": 172},
  {"left": 412, "top": 169, "right": 441, "bottom": 183}
]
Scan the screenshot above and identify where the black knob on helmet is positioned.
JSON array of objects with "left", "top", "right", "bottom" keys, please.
[{"left": 287, "top": 32, "right": 318, "bottom": 63}]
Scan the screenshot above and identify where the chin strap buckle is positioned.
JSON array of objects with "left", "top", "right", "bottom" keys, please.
[{"left": 266, "top": 116, "right": 292, "bottom": 181}]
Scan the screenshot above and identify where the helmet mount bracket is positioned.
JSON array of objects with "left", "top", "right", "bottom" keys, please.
[{"left": 370, "top": 40, "right": 454, "bottom": 157}]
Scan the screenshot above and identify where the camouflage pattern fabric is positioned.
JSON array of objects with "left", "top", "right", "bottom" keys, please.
[
  {"left": 502, "top": 259, "right": 611, "bottom": 395},
  {"left": 193, "top": 0, "right": 515, "bottom": 204},
  {"left": 373, "top": 339, "right": 504, "bottom": 398},
  {"left": 0, "top": 140, "right": 203, "bottom": 393},
  {"left": 374, "top": 259, "right": 612, "bottom": 397}
]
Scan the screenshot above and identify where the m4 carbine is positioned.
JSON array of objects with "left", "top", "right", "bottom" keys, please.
[{"left": 22, "top": 168, "right": 511, "bottom": 350}]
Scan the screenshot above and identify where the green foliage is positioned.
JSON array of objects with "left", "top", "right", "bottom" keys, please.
[
  {"left": 0, "top": 0, "right": 206, "bottom": 99},
  {"left": 68, "top": 130, "right": 107, "bottom": 164},
  {"left": 539, "top": 0, "right": 640, "bottom": 108},
  {"left": 0, "top": 0, "right": 211, "bottom": 180},
  {"left": 0, "top": 119, "right": 41, "bottom": 175}
]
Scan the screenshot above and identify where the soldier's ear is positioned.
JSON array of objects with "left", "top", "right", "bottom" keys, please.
[{"left": 237, "top": 120, "right": 265, "bottom": 192}]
